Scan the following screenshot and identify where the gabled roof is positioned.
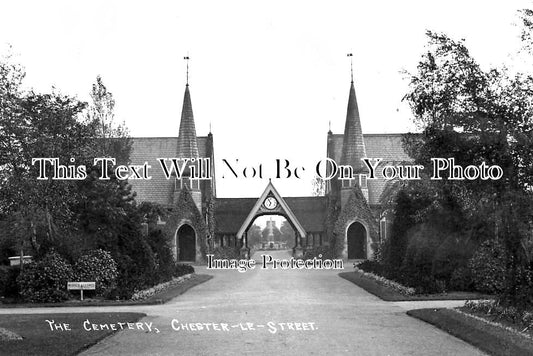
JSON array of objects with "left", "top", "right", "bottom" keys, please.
[
  {"left": 214, "top": 198, "right": 257, "bottom": 233},
  {"left": 329, "top": 133, "right": 413, "bottom": 205},
  {"left": 129, "top": 136, "right": 211, "bottom": 206},
  {"left": 214, "top": 196, "right": 327, "bottom": 234},
  {"left": 236, "top": 182, "right": 307, "bottom": 239}
]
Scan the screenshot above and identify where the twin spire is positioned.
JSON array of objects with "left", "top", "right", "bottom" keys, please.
[{"left": 177, "top": 55, "right": 365, "bottom": 173}]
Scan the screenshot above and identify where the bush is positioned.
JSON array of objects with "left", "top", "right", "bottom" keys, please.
[
  {"left": 468, "top": 239, "right": 507, "bottom": 294},
  {"left": 0, "top": 265, "right": 21, "bottom": 298},
  {"left": 17, "top": 251, "right": 73, "bottom": 303},
  {"left": 107, "top": 233, "right": 159, "bottom": 300},
  {"left": 174, "top": 263, "right": 194, "bottom": 277},
  {"left": 146, "top": 230, "right": 175, "bottom": 284},
  {"left": 449, "top": 266, "right": 474, "bottom": 291},
  {"left": 431, "top": 234, "right": 474, "bottom": 287},
  {"left": 371, "top": 243, "right": 384, "bottom": 263},
  {"left": 73, "top": 249, "right": 118, "bottom": 296},
  {"left": 357, "top": 260, "right": 385, "bottom": 276},
  {"left": 400, "top": 224, "right": 444, "bottom": 293},
  {"left": 0, "top": 235, "right": 17, "bottom": 266}
]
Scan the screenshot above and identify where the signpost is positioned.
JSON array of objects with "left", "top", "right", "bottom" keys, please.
[{"left": 67, "top": 282, "right": 96, "bottom": 301}]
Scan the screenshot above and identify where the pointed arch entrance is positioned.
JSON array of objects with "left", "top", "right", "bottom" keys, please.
[
  {"left": 347, "top": 222, "right": 366, "bottom": 259},
  {"left": 237, "top": 182, "right": 307, "bottom": 258},
  {"left": 177, "top": 224, "right": 196, "bottom": 262}
]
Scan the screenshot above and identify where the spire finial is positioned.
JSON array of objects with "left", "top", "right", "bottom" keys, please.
[
  {"left": 328, "top": 120, "right": 331, "bottom": 132},
  {"left": 184, "top": 55, "right": 190, "bottom": 86},
  {"left": 209, "top": 121, "right": 212, "bottom": 134},
  {"left": 347, "top": 53, "right": 353, "bottom": 83}
]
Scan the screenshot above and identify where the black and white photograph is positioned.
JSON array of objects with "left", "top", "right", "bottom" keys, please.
[{"left": 1, "top": 1, "right": 533, "bottom": 355}]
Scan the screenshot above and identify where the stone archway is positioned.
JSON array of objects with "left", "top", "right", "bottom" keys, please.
[
  {"left": 347, "top": 222, "right": 366, "bottom": 259},
  {"left": 177, "top": 224, "right": 196, "bottom": 262}
]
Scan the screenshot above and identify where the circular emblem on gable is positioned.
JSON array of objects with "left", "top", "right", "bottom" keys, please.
[{"left": 264, "top": 197, "right": 278, "bottom": 210}]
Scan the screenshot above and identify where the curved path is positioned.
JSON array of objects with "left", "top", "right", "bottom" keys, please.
[{"left": 2, "top": 250, "right": 485, "bottom": 355}]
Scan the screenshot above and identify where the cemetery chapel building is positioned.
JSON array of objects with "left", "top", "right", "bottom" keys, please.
[{"left": 129, "top": 75, "right": 411, "bottom": 263}]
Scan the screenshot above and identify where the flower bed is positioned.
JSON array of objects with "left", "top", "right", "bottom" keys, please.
[
  {"left": 354, "top": 267, "right": 416, "bottom": 296},
  {"left": 463, "top": 300, "right": 533, "bottom": 337},
  {"left": 131, "top": 274, "right": 192, "bottom": 301}
]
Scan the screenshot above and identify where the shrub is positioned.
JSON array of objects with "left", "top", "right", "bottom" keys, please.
[
  {"left": 108, "top": 233, "right": 158, "bottom": 300},
  {"left": 400, "top": 224, "right": 444, "bottom": 293},
  {"left": 175, "top": 263, "right": 194, "bottom": 277},
  {"left": 449, "top": 266, "right": 474, "bottom": 291},
  {"left": 73, "top": 249, "right": 118, "bottom": 296},
  {"left": 383, "top": 189, "right": 432, "bottom": 269},
  {"left": 0, "top": 265, "right": 10, "bottom": 296},
  {"left": 0, "top": 235, "right": 17, "bottom": 266},
  {"left": 0, "top": 265, "right": 21, "bottom": 298},
  {"left": 357, "top": 260, "right": 385, "bottom": 276},
  {"left": 431, "top": 234, "right": 474, "bottom": 287},
  {"left": 371, "top": 243, "right": 384, "bottom": 263},
  {"left": 468, "top": 239, "right": 507, "bottom": 294},
  {"left": 354, "top": 266, "right": 416, "bottom": 295},
  {"left": 17, "top": 251, "right": 73, "bottom": 303},
  {"left": 146, "top": 230, "right": 175, "bottom": 284}
]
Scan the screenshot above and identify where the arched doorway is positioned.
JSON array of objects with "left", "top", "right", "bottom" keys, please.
[
  {"left": 347, "top": 222, "right": 366, "bottom": 259},
  {"left": 177, "top": 224, "right": 196, "bottom": 262}
]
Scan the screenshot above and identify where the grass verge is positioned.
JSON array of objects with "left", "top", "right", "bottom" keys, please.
[
  {"left": 141, "top": 274, "right": 213, "bottom": 304},
  {"left": 407, "top": 308, "right": 533, "bottom": 356},
  {"left": 339, "top": 271, "right": 489, "bottom": 301},
  {"left": 0, "top": 274, "right": 213, "bottom": 308},
  {"left": 0, "top": 312, "right": 145, "bottom": 356}
]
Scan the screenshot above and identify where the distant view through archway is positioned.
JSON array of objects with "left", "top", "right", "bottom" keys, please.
[{"left": 246, "top": 215, "right": 295, "bottom": 252}]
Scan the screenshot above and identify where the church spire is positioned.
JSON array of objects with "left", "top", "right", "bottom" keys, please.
[
  {"left": 339, "top": 79, "right": 366, "bottom": 172},
  {"left": 177, "top": 57, "right": 199, "bottom": 158},
  {"left": 347, "top": 53, "right": 354, "bottom": 84}
]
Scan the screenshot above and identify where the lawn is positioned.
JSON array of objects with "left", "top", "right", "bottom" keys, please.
[
  {"left": 0, "top": 312, "right": 145, "bottom": 356},
  {"left": 408, "top": 308, "right": 533, "bottom": 356},
  {"left": 339, "top": 271, "right": 490, "bottom": 301},
  {"left": 1, "top": 274, "right": 213, "bottom": 308}
]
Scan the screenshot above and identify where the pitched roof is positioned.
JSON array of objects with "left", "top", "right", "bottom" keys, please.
[
  {"left": 330, "top": 133, "right": 412, "bottom": 205},
  {"left": 284, "top": 196, "right": 327, "bottom": 232},
  {"left": 214, "top": 198, "right": 258, "bottom": 234},
  {"left": 214, "top": 196, "right": 327, "bottom": 234},
  {"left": 128, "top": 136, "right": 210, "bottom": 206}
]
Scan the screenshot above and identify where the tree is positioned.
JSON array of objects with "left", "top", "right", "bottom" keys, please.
[
  {"left": 519, "top": 9, "right": 533, "bottom": 55},
  {"left": 403, "top": 24, "right": 533, "bottom": 307},
  {"left": 247, "top": 224, "right": 262, "bottom": 247},
  {"left": 279, "top": 220, "right": 294, "bottom": 245},
  {"left": 87, "top": 75, "right": 131, "bottom": 164},
  {"left": 0, "top": 53, "right": 96, "bottom": 262}
]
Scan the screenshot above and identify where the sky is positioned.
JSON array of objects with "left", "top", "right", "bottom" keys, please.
[{"left": 0, "top": 0, "right": 531, "bottom": 197}]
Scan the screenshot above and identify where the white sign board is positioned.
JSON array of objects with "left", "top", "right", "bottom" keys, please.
[{"left": 67, "top": 282, "right": 95, "bottom": 290}]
